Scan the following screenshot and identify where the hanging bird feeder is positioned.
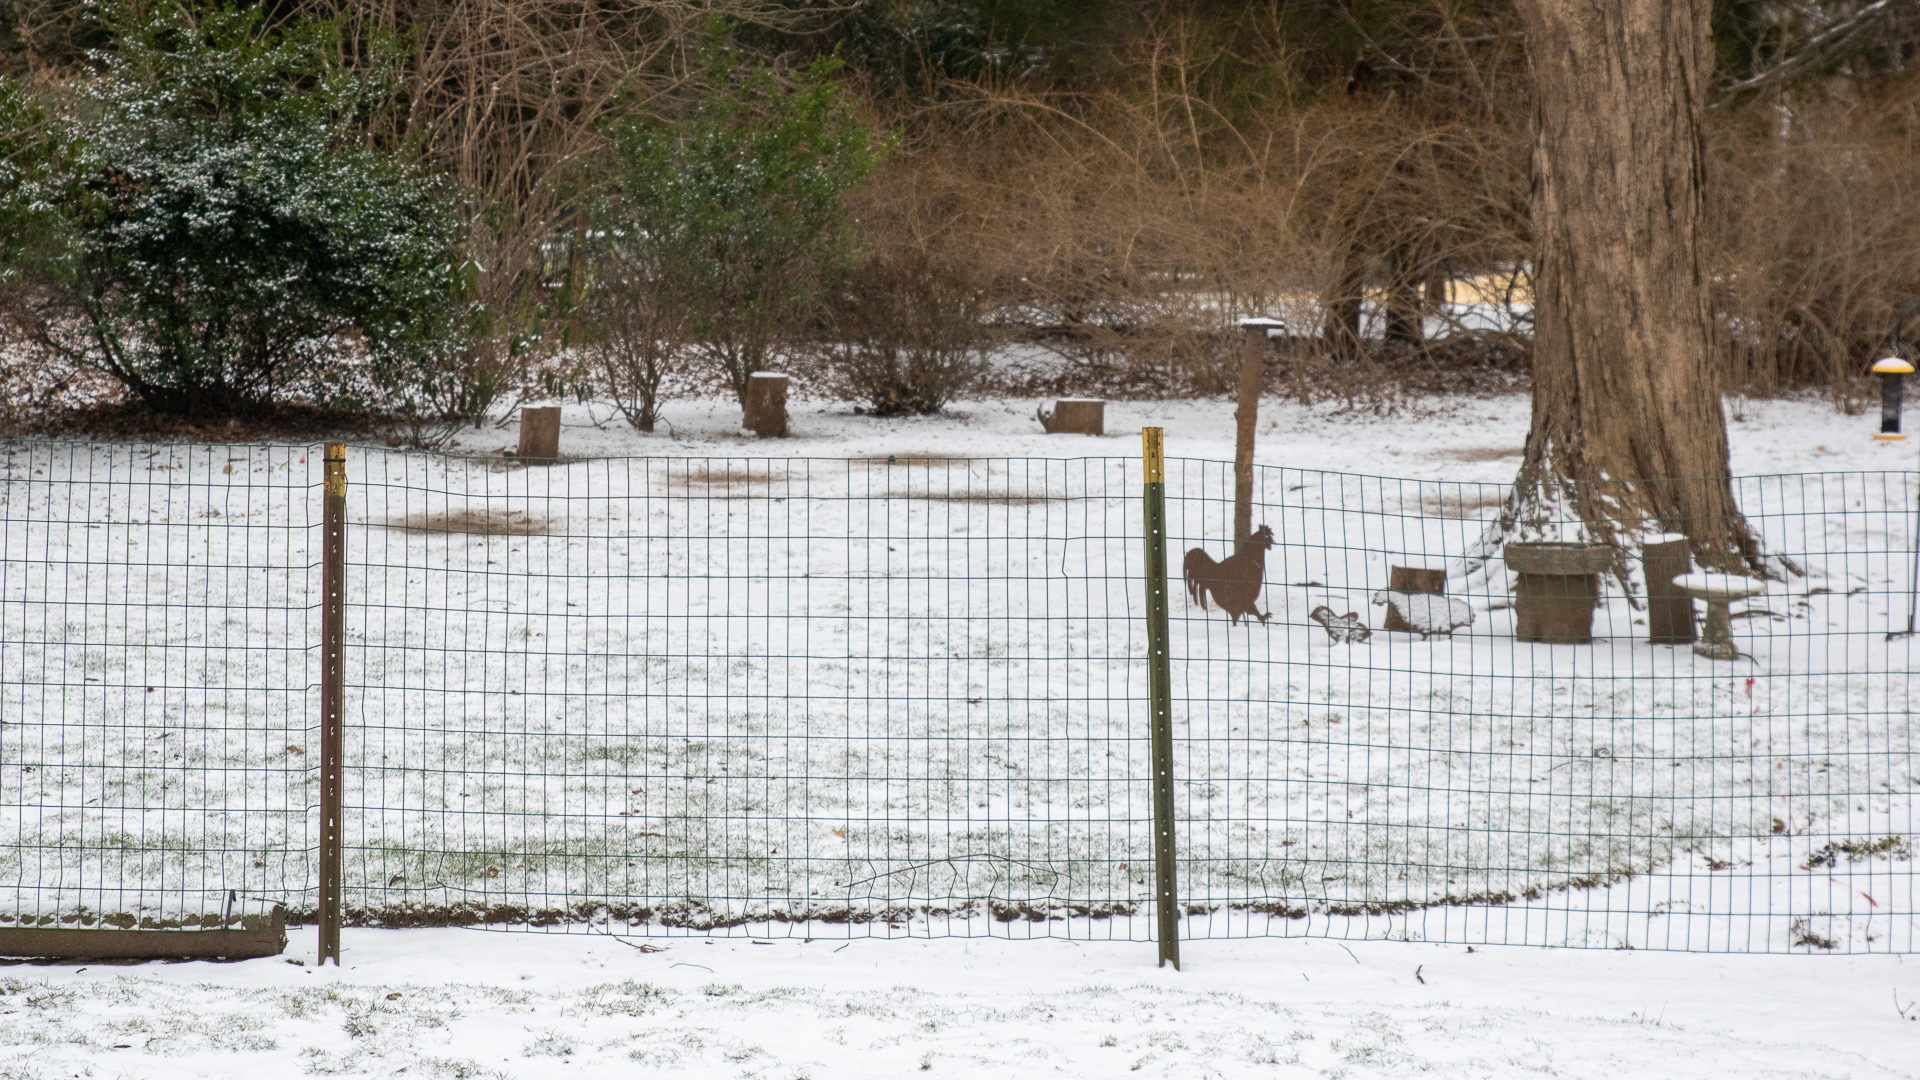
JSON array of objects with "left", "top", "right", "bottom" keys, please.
[
  {"left": 1871, "top": 298, "right": 1920, "bottom": 441},
  {"left": 1873, "top": 355, "right": 1914, "bottom": 440}
]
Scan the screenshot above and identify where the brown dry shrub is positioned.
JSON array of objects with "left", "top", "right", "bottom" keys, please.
[
  {"left": 827, "top": 158, "right": 993, "bottom": 414},
  {"left": 836, "top": 13, "right": 1533, "bottom": 405},
  {"left": 1707, "top": 78, "right": 1920, "bottom": 404}
]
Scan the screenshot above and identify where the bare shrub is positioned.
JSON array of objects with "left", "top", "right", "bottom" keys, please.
[
  {"left": 290, "top": 0, "right": 800, "bottom": 440},
  {"left": 577, "top": 292, "right": 689, "bottom": 434},
  {"left": 840, "top": 10, "right": 1533, "bottom": 405},
  {"left": 1707, "top": 77, "right": 1920, "bottom": 403},
  {"left": 826, "top": 240, "right": 989, "bottom": 415}
]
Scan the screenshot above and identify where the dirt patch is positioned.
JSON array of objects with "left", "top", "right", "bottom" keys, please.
[
  {"left": 912, "top": 491, "right": 1055, "bottom": 505},
  {"left": 1443, "top": 446, "right": 1524, "bottom": 462},
  {"left": 1422, "top": 491, "right": 1508, "bottom": 518},
  {"left": 857, "top": 453, "right": 974, "bottom": 466},
  {"left": 375, "top": 508, "right": 552, "bottom": 536},
  {"left": 674, "top": 464, "right": 786, "bottom": 488}
]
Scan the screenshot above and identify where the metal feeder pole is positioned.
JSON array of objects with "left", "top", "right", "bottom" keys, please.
[{"left": 1874, "top": 298, "right": 1920, "bottom": 638}]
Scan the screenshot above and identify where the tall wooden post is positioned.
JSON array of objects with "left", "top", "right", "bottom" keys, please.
[
  {"left": 1141, "top": 427, "right": 1179, "bottom": 970},
  {"left": 1234, "top": 319, "right": 1285, "bottom": 549},
  {"left": 319, "top": 443, "right": 346, "bottom": 965}
]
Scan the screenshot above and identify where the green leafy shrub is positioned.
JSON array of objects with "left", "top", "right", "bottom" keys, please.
[
  {"left": 596, "top": 28, "right": 885, "bottom": 409},
  {"left": 0, "top": 1, "right": 460, "bottom": 418}
]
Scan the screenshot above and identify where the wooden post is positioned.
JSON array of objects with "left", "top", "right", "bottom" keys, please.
[
  {"left": 1141, "top": 427, "right": 1179, "bottom": 971},
  {"left": 744, "top": 373, "right": 789, "bottom": 438},
  {"left": 1382, "top": 565, "right": 1447, "bottom": 633},
  {"left": 1036, "top": 399, "right": 1104, "bottom": 435},
  {"left": 1234, "top": 319, "right": 1284, "bottom": 549},
  {"left": 1642, "top": 535, "right": 1696, "bottom": 644},
  {"left": 0, "top": 906, "right": 287, "bottom": 960},
  {"left": 320, "top": 443, "right": 346, "bottom": 966},
  {"left": 517, "top": 407, "right": 561, "bottom": 462}
]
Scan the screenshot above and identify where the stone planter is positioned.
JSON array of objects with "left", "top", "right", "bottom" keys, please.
[{"left": 1506, "top": 541, "right": 1613, "bottom": 644}]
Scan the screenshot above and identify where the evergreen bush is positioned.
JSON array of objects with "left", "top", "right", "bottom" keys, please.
[{"left": 0, "top": 2, "right": 460, "bottom": 418}]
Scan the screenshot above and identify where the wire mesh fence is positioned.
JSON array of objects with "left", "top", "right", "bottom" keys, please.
[
  {"left": 0, "top": 442, "right": 313, "bottom": 932},
  {"left": 0, "top": 440, "right": 1913, "bottom": 952}
]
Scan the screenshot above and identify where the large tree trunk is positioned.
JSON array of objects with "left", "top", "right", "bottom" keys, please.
[
  {"left": 1511, "top": 0, "right": 1763, "bottom": 573},
  {"left": 1382, "top": 239, "right": 1426, "bottom": 348}
]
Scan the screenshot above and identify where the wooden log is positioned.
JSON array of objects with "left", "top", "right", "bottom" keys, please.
[
  {"left": 0, "top": 907, "right": 286, "bottom": 960},
  {"left": 1382, "top": 565, "right": 1447, "bottom": 633},
  {"left": 744, "top": 373, "right": 789, "bottom": 438},
  {"left": 1036, "top": 398, "right": 1103, "bottom": 435},
  {"left": 1642, "top": 535, "right": 1696, "bottom": 644},
  {"left": 516, "top": 407, "right": 561, "bottom": 462}
]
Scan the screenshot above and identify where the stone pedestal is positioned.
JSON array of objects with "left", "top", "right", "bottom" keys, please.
[
  {"left": 744, "top": 373, "right": 789, "bottom": 438},
  {"left": 517, "top": 407, "right": 561, "bottom": 463},
  {"left": 1674, "top": 572, "right": 1764, "bottom": 660},
  {"left": 1506, "top": 542, "right": 1612, "bottom": 644}
]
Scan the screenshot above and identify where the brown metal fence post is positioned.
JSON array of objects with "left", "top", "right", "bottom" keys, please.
[
  {"left": 319, "top": 443, "right": 346, "bottom": 964},
  {"left": 1141, "top": 427, "right": 1180, "bottom": 970}
]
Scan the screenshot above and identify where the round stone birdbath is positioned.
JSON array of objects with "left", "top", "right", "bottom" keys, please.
[
  {"left": 1672, "top": 572, "right": 1765, "bottom": 660},
  {"left": 1506, "top": 541, "right": 1614, "bottom": 643}
]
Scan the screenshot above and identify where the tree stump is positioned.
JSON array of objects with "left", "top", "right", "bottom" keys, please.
[
  {"left": 1642, "top": 534, "right": 1696, "bottom": 644},
  {"left": 1036, "top": 399, "right": 1103, "bottom": 435},
  {"left": 1382, "top": 565, "right": 1447, "bottom": 633},
  {"left": 744, "top": 373, "right": 789, "bottom": 438},
  {"left": 1506, "top": 542, "right": 1611, "bottom": 644},
  {"left": 516, "top": 407, "right": 561, "bottom": 463}
]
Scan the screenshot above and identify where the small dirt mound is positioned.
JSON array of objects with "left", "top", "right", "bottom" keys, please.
[{"left": 377, "top": 508, "right": 551, "bottom": 536}]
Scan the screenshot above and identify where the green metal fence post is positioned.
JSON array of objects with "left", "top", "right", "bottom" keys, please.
[{"left": 1141, "top": 427, "right": 1180, "bottom": 970}]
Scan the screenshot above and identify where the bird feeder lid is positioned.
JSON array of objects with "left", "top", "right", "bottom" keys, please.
[{"left": 1872, "top": 355, "right": 1914, "bottom": 375}]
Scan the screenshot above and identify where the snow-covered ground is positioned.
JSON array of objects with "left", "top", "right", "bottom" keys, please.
[
  {"left": 1, "top": 394, "right": 1913, "bottom": 941},
  {"left": 0, "top": 392, "right": 1913, "bottom": 949},
  {"left": 1, "top": 925, "right": 1916, "bottom": 1079},
  {"left": 0, "top": 391, "right": 1916, "bottom": 1076}
]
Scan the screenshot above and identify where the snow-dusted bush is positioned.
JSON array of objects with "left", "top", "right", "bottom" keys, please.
[{"left": 0, "top": 1, "right": 461, "bottom": 418}]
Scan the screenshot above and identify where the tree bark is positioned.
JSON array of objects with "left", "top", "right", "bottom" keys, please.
[
  {"left": 1383, "top": 239, "right": 1426, "bottom": 348},
  {"left": 1510, "top": 0, "right": 1762, "bottom": 572}
]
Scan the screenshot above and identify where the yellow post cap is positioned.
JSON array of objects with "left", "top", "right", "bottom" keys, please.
[{"left": 1872, "top": 355, "right": 1915, "bottom": 375}]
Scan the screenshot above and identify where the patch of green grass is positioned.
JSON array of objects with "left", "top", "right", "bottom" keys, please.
[{"left": 1804, "top": 835, "right": 1911, "bottom": 868}]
